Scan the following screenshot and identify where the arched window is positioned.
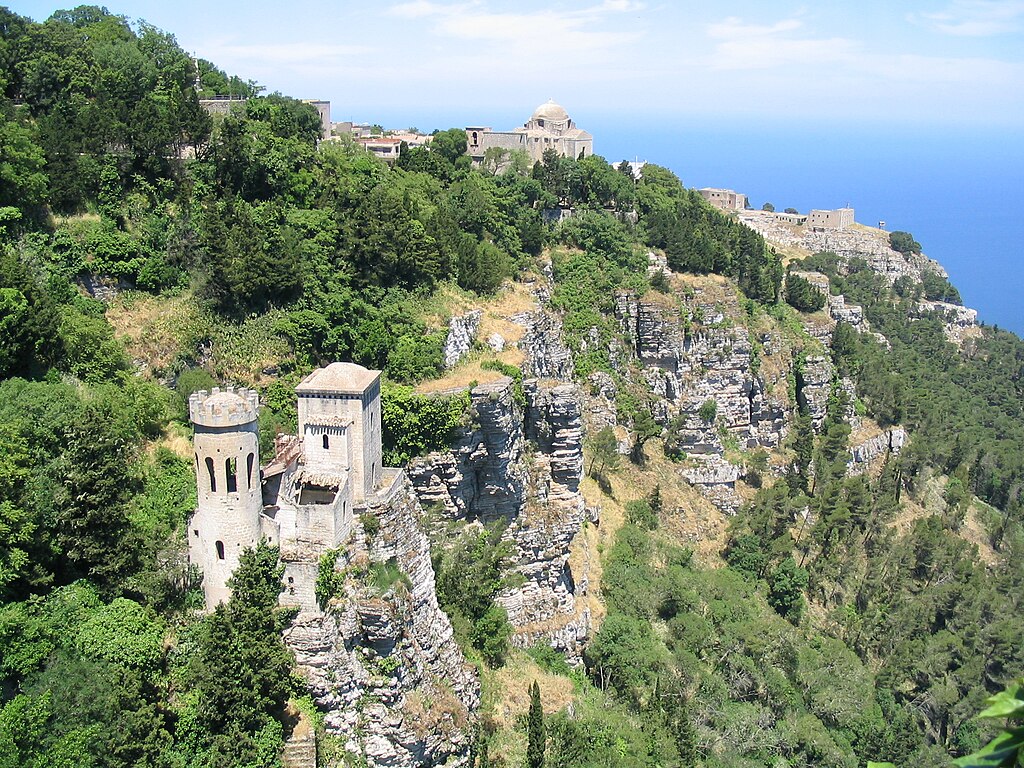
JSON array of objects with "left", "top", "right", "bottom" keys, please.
[
  {"left": 247, "top": 452, "right": 255, "bottom": 488},
  {"left": 225, "top": 457, "right": 237, "bottom": 493},
  {"left": 215, "top": 540, "right": 225, "bottom": 560},
  {"left": 323, "top": 433, "right": 330, "bottom": 450},
  {"left": 205, "top": 456, "right": 216, "bottom": 492}
]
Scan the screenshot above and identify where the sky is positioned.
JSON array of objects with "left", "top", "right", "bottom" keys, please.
[
  {"left": 10, "top": 1, "right": 1024, "bottom": 332},
  {"left": 11, "top": 0, "right": 1024, "bottom": 128}
]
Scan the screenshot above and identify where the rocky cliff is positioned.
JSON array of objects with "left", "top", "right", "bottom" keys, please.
[
  {"left": 407, "top": 378, "right": 592, "bottom": 659},
  {"left": 285, "top": 472, "right": 479, "bottom": 768}
]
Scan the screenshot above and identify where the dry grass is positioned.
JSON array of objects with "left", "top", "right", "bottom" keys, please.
[
  {"left": 414, "top": 279, "right": 538, "bottom": 394},
  {"left": 491, "top": 655, "right": 575, "bottom": 728},
  {"left": 106, "top": 292, "right": 210, "bottom": 376},
  {"left": 146, "top": 422, "right": 193, "bottom": 460},
  {"left": 890, "top": 472, "right": 999, "bottom": 565}
]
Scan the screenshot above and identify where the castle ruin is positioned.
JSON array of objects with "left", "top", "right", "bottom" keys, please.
[{"left": 188, "top": 362, "right": 389, "bottom": 612}]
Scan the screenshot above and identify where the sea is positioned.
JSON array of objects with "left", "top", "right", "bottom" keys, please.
[{"left": 591, "top": 116, "right": 1024, "bottom": 337}]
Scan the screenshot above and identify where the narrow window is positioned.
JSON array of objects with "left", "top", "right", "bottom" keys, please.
[
  {"left": 225, "top": 457, "right": 237, "bottom": 493},
  {"left": 246, "top": 452, "right": 255, "bottom": 488},
  {"left": 193, "top": 529, "right": 199, "bottom": 537},
  {"left": 205, "top": 456, "right": 216, "bottom": 492},
  {"left": 323, "top": 433, "right": 330, "bottom": 450},
  {"left": 215, "top": 540, "right": 225, "bottom": 560}
]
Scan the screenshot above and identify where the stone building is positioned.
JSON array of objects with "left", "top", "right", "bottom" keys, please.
[
  {"left": 465, "top": 100, "right": 593, "bottom": 164},
  {"left": 807, "top": 207, "right": 855, "bottom": 230},
  {"left": 354, "top": 136, "right": 402, "bottom": 163},
  {"left": 698, "top": 188, "right": 748, "bottom": 211},
  {"left": 188, "top": 362, "right": 387, "bottom": 612},
  {"left": 301, "top": 99, "right": 332, "bottom": 140}
]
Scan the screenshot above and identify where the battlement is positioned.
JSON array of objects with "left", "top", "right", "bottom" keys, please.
[{"left": 189, "top": 386, "right": 260, "bottom": 427}]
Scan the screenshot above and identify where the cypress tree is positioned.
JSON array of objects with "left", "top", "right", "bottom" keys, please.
[{"left": 526, "top": 680, "right": 545, "bottom": 768}]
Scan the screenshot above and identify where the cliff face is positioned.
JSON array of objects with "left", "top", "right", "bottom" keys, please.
[
  {"left": 614, "top": 290, "right": 790, "bottom": 510},
  {"left": 407, "top": 378, "right": 592, "bottom": 659},
  {"left": 285, "top": 472, "right": 479, "bottom": 768},
  {"left": 615, "top": 292, "right": 789, "bottom": 449}
]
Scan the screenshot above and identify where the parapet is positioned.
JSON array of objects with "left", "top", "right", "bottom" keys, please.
[{"left": 189, "top": 386, "right": 260, "bottom": 427}]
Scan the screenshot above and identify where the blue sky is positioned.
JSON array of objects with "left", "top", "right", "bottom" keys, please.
[{"left": 11, "top": 1, "right": 1024, "bottom": 129}]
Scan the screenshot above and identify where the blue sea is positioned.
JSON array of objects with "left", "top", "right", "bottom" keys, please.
[{"left": 591, "top": 116, "right": 1024, "bottom": 337}]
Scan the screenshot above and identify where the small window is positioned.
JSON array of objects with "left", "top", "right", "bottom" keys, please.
[
  {"left": 205, "top": 456, "right": 216, "bottom": 492},
  {"left": 225, "top": 457, "right": 237, "bottom": 493},
  {"left": 215, "top": 540, "right": 225, "bottom": 560},
  {"left": 193, "top": 529, "right": 199, "bottom": 537},
  {"left": 323, "top": 433, "right": 330, "bottom": 450},
  {"left": 247, "top": 452, "right": 255, "bottom": 488}
]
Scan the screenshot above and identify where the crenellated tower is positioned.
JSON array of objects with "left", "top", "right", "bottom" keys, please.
[{"left": 188, "top": 386, "right": 262, "bottom": 607}]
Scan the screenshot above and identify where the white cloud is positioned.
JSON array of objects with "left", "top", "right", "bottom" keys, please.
[
  {"left": 385, "top": 0, "right": 645, "bottom": 55},
  {"left": 911, "top": 0, "right": 1024, "bottom": 36},
  {"left": 706, "top": 16, "right": 804, "bottom": 40},
  {"left": 705, "top": 15, "right": 858, "bottom": 70}
]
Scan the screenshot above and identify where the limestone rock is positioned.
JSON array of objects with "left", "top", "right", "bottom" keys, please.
[
  {"left": 916, "top": 300, "right": 979, "bottom": 345},
  {"left": 486, "top": 333, "right": 506, "bottom": 352},
  {"left": 443, "top": 310, "right": 482, "bottom": 369},
  {"left": 408, "top": 378, "right": 592, "bottom": 660},
  {"left": 517, "top": 311, "right": 574, "bottom": 380},
  {"left": 848, "top": 427, "right": 906, "bottom": 475},
  {"left": 798, "top": 355, "right": 833, "bottom": 431},
  {"left": 682, "top": 454, "right": 742, "bottom": 514}
]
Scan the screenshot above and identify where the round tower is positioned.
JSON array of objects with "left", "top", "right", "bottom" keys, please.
[{"left": 188, "top": 386, "right": 262, "bottom": 608}]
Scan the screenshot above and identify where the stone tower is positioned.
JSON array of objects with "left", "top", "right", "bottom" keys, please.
[
  {"left": 295, "top": 362, "right": 382, "bottom": 503},
  {"left": 188, "top": 387, "right": 263, "bottom": 607}
]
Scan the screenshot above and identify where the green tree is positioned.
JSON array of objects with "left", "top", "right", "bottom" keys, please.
[
  {"left": 629, "top": 407, "right": 661, "bottom": 465},
  {"left": 186, "top": 543, "right": 295, "bottom": 764},
  {"left": 889, "top": 231, "right": 921, "bottom": 255},
  {"left": 785, "top": 273, "right": 827, "bottom": 312},
  {"left": 588, "top": 426, "right": 620, "bottom": 478},
  {"left": 527, "top": 680, "right": 546, "bottom": 768}
]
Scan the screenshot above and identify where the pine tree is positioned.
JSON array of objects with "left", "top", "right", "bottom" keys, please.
[{"left": 526, "top": 680, "right": 545, "bottom": 768}]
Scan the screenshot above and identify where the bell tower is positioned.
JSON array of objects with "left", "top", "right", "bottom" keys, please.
[{"left": 188, "top": 386, "right": 263, "bottom": 608}]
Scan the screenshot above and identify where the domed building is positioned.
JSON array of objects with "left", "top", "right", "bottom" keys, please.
[{"left": 465, "top": 100, "right": 593, "bottom": 164}]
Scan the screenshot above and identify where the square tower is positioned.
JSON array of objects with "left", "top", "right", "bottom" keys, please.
[{"left": 295, "top": 363, "right": 382, "bottom": 503}]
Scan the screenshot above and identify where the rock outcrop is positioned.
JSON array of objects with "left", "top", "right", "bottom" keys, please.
[
  {"left": 916, "top": 300, "right": 980, "bottom": 345},
  {"left": 798, "top": 355, "right": 834, "bottom": 431},
  {"left": 443, "top": 310, "right": 482, "bottom": 369},
  {"left": 848, "top": 427, "right": 907, "bottom": 475},
  {"left": 614, "top": 290, "right": 789, "bottom": 510},
  {"left": 407, "top": 378, "right": 592, "bottom": 659},
  {"left": 615, "top": 292, "right": 789, "bottom": 449},
  {"left": 517, "top": 310, "right": 575, "bottom": 380},
  {"left": 286, "top": 472, "right": 479, "bottom": 768}
]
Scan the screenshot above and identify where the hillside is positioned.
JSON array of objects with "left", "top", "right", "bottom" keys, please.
[{"left": 1, "top": 7, "right": 1022, "bottom": 768}]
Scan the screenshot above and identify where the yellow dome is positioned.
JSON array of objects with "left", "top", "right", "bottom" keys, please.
[{"left": 532, "top": 100, "right": 569, "bottom": 122}]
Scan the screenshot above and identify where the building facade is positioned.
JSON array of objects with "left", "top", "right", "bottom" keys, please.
[
  {"left": 465, "top": 100, "right": 593, "bottom": 164},
  {"left": 698, "top": 188, "right": 748, "bottom": 211},
  {"left": 807, "top": 207, "right": 855, "bottom": 230}
]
